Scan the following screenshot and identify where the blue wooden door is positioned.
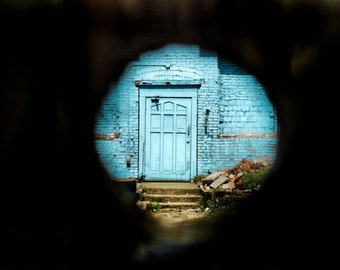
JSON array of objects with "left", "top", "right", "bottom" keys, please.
[
  {"left": 145, "top": 97, "right": 191, "bottom": 180},
  {"left": 139, "top": 88, "right": 197, "bottom": 181}
]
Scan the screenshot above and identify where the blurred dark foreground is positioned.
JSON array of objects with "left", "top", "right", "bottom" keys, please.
[{"left": 0, "top": 0, "right": 339, "bottom": 269}]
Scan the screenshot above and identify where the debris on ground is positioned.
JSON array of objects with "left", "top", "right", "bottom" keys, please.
[
  {"left": 196, "top": 158, "right": 272, "bottom": 202},
  {"left": 140, "top": 159, "right": 272, "bottom": 225}
]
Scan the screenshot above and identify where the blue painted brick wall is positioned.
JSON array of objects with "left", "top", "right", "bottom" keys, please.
[{"left": 95, "top": 44, "right": 278, "bottom": 179}]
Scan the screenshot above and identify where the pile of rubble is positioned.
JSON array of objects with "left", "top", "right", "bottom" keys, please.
[{"left": 196, "top": 158, "right": 272, "bottom": 200}]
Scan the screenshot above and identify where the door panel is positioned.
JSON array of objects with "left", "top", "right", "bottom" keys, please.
[{"left": 145, "top": 97, "right": 191, "bottom": 180}]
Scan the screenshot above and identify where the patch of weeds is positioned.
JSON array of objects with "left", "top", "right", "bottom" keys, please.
[
  {"left": 146, "top": 201, "right": 162, "bottom": 212},
  {"left": 187, "top": 165, "right": 271, "bottom": 226},
  {"left": 184, "top": 203, "right": 237, "bottom": 226},
  {"left": 196, "top": 196, "right": 207, "bottom": 210},
  {"left": 240, "top": 168, "right": 270, "bottom": 190},
  {"left": 206, "top": 199, "right": 217, "bottom": 209}
]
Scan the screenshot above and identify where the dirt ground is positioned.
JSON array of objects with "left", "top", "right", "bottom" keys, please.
[
  {"left": 135, "top": 206, "right": 225, "bottom": 248},
  {"left": 138, "top": 207, "right": 210, "bottom": 245},
  {"left": 145, "top": 207, "right": 207, "bottom": 226}
]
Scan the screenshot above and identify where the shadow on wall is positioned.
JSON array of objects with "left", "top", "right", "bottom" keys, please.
[{"left": 0, "top": 0, "right": 339, "bottom": 269}]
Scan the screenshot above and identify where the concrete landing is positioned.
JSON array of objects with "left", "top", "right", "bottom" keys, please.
[{"left": 137, "top": 181, "right": 198, "bottom": 189}]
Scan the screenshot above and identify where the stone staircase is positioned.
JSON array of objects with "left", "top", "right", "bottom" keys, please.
[{"left": 136, "top": 181, "right": 202, "bottom": 210}]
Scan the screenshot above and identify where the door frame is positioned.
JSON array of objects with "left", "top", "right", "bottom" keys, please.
[{"left": 138, "top": 83, "right": 199, "bottom": 181}]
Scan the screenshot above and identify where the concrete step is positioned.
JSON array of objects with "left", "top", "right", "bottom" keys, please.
[
  {"left": 142, "top": 188, "right": 200, "bottom": 195},
  {"left": 137, "top": 200, "right": 200, "bottom": 210},
  {"left": 142, "top": 193, "right": 201, "bottom": 203},
  {"left": 136, "top": 181, "right": 202, "bottom": 210}
]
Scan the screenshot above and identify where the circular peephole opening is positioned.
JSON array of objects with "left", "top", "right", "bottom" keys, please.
[{"left": 94, "top": 43, "right": 279, "bottom": 243}]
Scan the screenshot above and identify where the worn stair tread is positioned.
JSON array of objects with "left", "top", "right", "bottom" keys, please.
[
  {"left": 159, "top": 202, "right": 199, "bottom": 207},
  {"left": 144, "top": 194, "right": 201, "bottom": 198},
  {"left": 141, "top": 201, "right": 199, "bottom": 208},
  {"left": 142, "top": 193, "right": 201, "bottom": 203}
]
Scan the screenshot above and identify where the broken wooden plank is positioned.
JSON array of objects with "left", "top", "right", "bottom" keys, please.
[
  {"left": 210, "top": 174, "right": 228, "bottom": 189},
  {"left": 203, "top": 170, "right": 225, "bottom": 180}
]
